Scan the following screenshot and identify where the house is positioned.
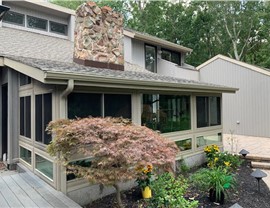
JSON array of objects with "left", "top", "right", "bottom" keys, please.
[
  {"left": 0, "top": 1, "right": 236, "bottom": 205},
  {"left": 199, "top": 54, "right": 270, "bottom": 138}
]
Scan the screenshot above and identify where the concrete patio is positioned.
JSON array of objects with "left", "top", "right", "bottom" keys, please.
[{"left": 223, "top": 134, "right": 270, "bottom": 189}]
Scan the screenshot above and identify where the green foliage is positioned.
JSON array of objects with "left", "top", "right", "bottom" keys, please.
[
  {"left": 149, "top": 173, "right": 198, "bottom": 208},
  {"left": 190, "top": 167, "right": 236, "bottom": 201},
  {"left": 213, "top": 152, "right": 242, "bottom": 172}
]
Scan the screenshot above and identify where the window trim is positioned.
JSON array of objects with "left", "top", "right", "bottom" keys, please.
[
  {"left": 145, "top": 44, "right": 157, "bottom": 73},
  {"left": 26, "top": 15, "right": 48, "bottom": 31},
  {"left": 161, "top": 48, "right": 181, "bottom": 65},
  {"left": 3, "top": 10, "right": 25, "bottom": 26},
  {"left": 49, "top": 21, "right": 68, "bottom": 36}
]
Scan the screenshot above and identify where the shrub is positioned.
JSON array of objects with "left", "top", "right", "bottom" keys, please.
[
  {"left": 149, "top": 172, "right": 198, "bottom": 208},
  {"left": 190, "top": 167, "right": 236, "bottom": 202},
  {"left": 213, "top": 152, "right": 242, "bottom": 171}
]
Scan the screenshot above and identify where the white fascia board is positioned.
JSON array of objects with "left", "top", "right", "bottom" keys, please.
[{"left": 4, "top": 58, "right": 46, "bottom": 83}]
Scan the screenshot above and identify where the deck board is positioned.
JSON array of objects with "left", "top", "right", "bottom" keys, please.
[
  {"left": 11, "top": 174, "right": 53, "bottom": 208},
  {"left": 2, "top": 175, "right": 38, "bottom": 207},
  {"left": 0, "top": 177, "right": 22, "bottom": 207},
  {"left": 0, "top": 166, "right": 81, "bottom": 208}
]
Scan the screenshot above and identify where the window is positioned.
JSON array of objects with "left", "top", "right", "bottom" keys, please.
[
  {"left": 175, "top": 138, "right": 192, "bottom": 151},
  {"left": 19, "top": 73, "right": 31, "bottom": 86},
  {"left": 35, "top": 93, "right": 52, "bottom": 144},
  {"left": 161, "top": 49, "right": 181, "bottom": 65},
  {"left": 35, "top": 154, "right": 53, "bottom": 179},
  {"left": 145, "top": 45, "right": 157, "bottom": 73},
  {"left": 67, "top": 158, "right": 92, "bottom": 181},
  {"left": 27, "top": 15, "right": 47, "bottom": 31},
  {"left": 142, "top": 94, "right": 191, "bottom": 133},
  {"left": 196, "top": 133, "right": 222, "bottom": 147},
  {"left": 20, "top": 96, "right": 31, "bottom": 138},
  {"left": 3, "top": 11, "right": 24, "bottom": 26},
  {"left": 68, "top": 93, "right": 132, "bottom": 119},
  {"left": 104, "top": 94, "right": 131, "bottom": 119},
  {"left": 50, "top": 21, "right": 67, "bottom": 35},
  {"left": 20, "top": 146, "right": 31, "bottom": 165},
  {"left": 68, "top": 93, "right": 102, "bottom": 119},
  {"left": 196, "top": 96, "right": 221, "bottom": 128}
]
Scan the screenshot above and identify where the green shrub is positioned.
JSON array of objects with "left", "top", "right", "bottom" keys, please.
[
  {"left": 190, "top": 167, "right": 236, "bottom": 201},
  {"left": 149, "top": 172, "right": 198, "bottom": 208},
  {"left": 214, "top": 152, "right": 242, "bottom": 171}
]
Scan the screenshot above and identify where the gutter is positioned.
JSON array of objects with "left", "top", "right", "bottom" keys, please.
[{"left": 45, "top": 72, "right": 238, "bottom": 94}]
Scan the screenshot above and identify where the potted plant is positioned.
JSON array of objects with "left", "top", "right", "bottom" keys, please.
[
  {"left": 190, "top": 167, "right": 235, "bottom": 204},
  {"left": 136, "top": 164, "right": 154, "bottom": 198}
]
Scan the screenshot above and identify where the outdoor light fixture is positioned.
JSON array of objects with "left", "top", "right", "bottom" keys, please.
[
  {"left": 251, "top": 169, "right": 267, "bottom": 192},
  {"left": 0, "top": 5, "right": 10, "bottom": 21},
  {"left": 239, "top": 149, "right": 249, "bottom": 157}
]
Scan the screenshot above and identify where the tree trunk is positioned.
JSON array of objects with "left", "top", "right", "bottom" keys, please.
[{"left": 113, "top": 183, "right": 123, "bottom": 208}]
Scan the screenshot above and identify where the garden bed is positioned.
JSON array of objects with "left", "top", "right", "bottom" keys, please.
[{"left": 88, "top": 162, "right": 270, "bottom": 208}]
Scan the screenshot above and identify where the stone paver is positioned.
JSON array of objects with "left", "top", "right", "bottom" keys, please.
[{"left": 223, "top": 134, "right": 270, "bottom": 189}]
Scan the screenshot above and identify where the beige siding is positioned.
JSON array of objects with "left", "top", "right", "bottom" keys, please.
[{"left": 200, "top": 59, "right": 270, "bottom": 137}]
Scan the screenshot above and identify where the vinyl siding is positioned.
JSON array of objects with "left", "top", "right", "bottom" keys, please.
[{"left": 200, "top": 59, "right": 270, "bottom": 137}]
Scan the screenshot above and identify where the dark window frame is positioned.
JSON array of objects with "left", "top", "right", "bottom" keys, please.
[
  {"left": 49, "top": 21, "right": 68, "bottom": 36},
  {"left": 27, "top": 15, "right": 48, "bottom": 31},
  {"left": 161, "top": 48, "right": 181, "bottom": 65},
  {"left": 3, "top": 11, "right": 25, "bottom": 26},
  {"left": 20, "top": 96, "right": 31, "bottom": 138},
  {"left": 145, "top": 44, "right": 157, "bottom": 73},
  {"left": 19, "top": 73, "right": 31, "bottom": 86},
  {"left": 196, "top": 96, "right": 221, "bottom": 128},
  {"left": 35, "top": 93, "right": 52, "bottom": 145}
]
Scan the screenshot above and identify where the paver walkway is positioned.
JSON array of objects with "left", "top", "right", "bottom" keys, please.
[
  {"left": 0, "top": 165, "right": 81, "bottom": 208},
  {"left": 223, "top": 134, "right": 270, "bottom": 189}
]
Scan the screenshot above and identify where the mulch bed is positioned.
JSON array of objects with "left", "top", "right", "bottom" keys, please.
[{"left": 87, "top": 162, "right": 270, "bottom": 208}]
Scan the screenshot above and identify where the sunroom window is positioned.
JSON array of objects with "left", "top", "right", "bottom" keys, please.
[
  {"left": 20, "top": 96, "right": 31, "bottom": 138},
  {"left": 196, "top": 96, "right": 221, "bottom": 128},
  {"left": 35, "top": 93, "right": 52, "bottom": 144},
  {"left": 142, "top": 94, "right": 191, "bottom": 133}
]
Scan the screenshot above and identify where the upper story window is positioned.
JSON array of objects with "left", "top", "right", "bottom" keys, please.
[
  {"left": 27, "top": 15, "right": 48, "bottom": 31},
  {"left": 196, "top": 96, "right": 221, "bottom": 128},
  {"left": 142, "top": 94, "right": 191, "bottom": 133},
  {"left": 145, "top": 45, "right": 157, "bottom": 73},
  {"left": 3, "top": 11, "right": 25, "bottom": 26},
  {"left": 161, "top": 49, "right": 181, "bottom": 65},
  {"left": 50, "top": 21, "right": 68, "bottom": 35},
  {"left": 20, "top": 73, "right": 31, "bottom": 86}
]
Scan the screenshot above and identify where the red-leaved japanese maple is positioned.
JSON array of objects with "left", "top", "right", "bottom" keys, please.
[{"left": 47, "top": 117, "right": 179, "bottom": 207}]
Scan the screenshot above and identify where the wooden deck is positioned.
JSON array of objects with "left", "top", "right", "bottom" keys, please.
[{"left": 0, "top": 165, "right": 81, "bottom": 208}]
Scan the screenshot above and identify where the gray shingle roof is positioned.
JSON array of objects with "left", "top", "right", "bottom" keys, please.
[
  {"left": 6, "top": 55, "right": 233, "bottom": 89},
  {"left": 0, "top": 27, "right": 74, "bottom": 62}
]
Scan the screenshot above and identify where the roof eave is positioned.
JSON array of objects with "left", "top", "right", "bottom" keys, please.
[
  {"left": 44, "top": 71, "right": 237, "bottom": 94},
  {"left": 123, "top": 30, "right": 193, "bottom": 54}
]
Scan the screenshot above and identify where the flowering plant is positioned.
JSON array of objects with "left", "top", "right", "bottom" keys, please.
[{"left": 136, "top": 164, "right": 154, "bottom": 189}]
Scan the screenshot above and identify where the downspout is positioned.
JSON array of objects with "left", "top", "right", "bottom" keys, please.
[
  {"left": 58, "top": 79, "right": 74, "bottom": 193},
  {"left": 61, "top": 79, "right": 74, "bottom": 98}
]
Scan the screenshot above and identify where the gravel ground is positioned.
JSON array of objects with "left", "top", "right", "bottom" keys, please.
[{"left": 88, "top": 162, "right": 270, "bottom": 208}]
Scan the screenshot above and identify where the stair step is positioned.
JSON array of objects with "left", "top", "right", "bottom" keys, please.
[
  {"left": 251, "top": 161, "right": 270, "bottom": 169},
  {"left": 244, "top": 155, "right": 270, "bottom": 162}
]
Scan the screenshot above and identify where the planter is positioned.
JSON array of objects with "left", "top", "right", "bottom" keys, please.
[
  {"left": 142, "top": 186, "right": 152, "bottom": 199},
  {"left": 209, "top": 188, "right": 225, "bottom": 204}
]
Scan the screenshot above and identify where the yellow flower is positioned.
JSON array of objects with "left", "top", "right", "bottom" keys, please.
[
  {"left": 214, "top": 157, "right": 219, "bottom": 162},
  {"left": 143, "top": 169, "right": 148, "bottom": 174},
  {"left": 224, "top": 161, "right": 231, "bottom": 166}
]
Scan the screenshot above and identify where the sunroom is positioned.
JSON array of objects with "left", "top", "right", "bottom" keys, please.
[{"left": 0, "top": 55, "right": 236, "bottom": 203}]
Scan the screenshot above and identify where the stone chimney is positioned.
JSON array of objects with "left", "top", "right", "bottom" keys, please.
[{"left": 73, "top": 2, "right": 124, "bottom": 70}]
